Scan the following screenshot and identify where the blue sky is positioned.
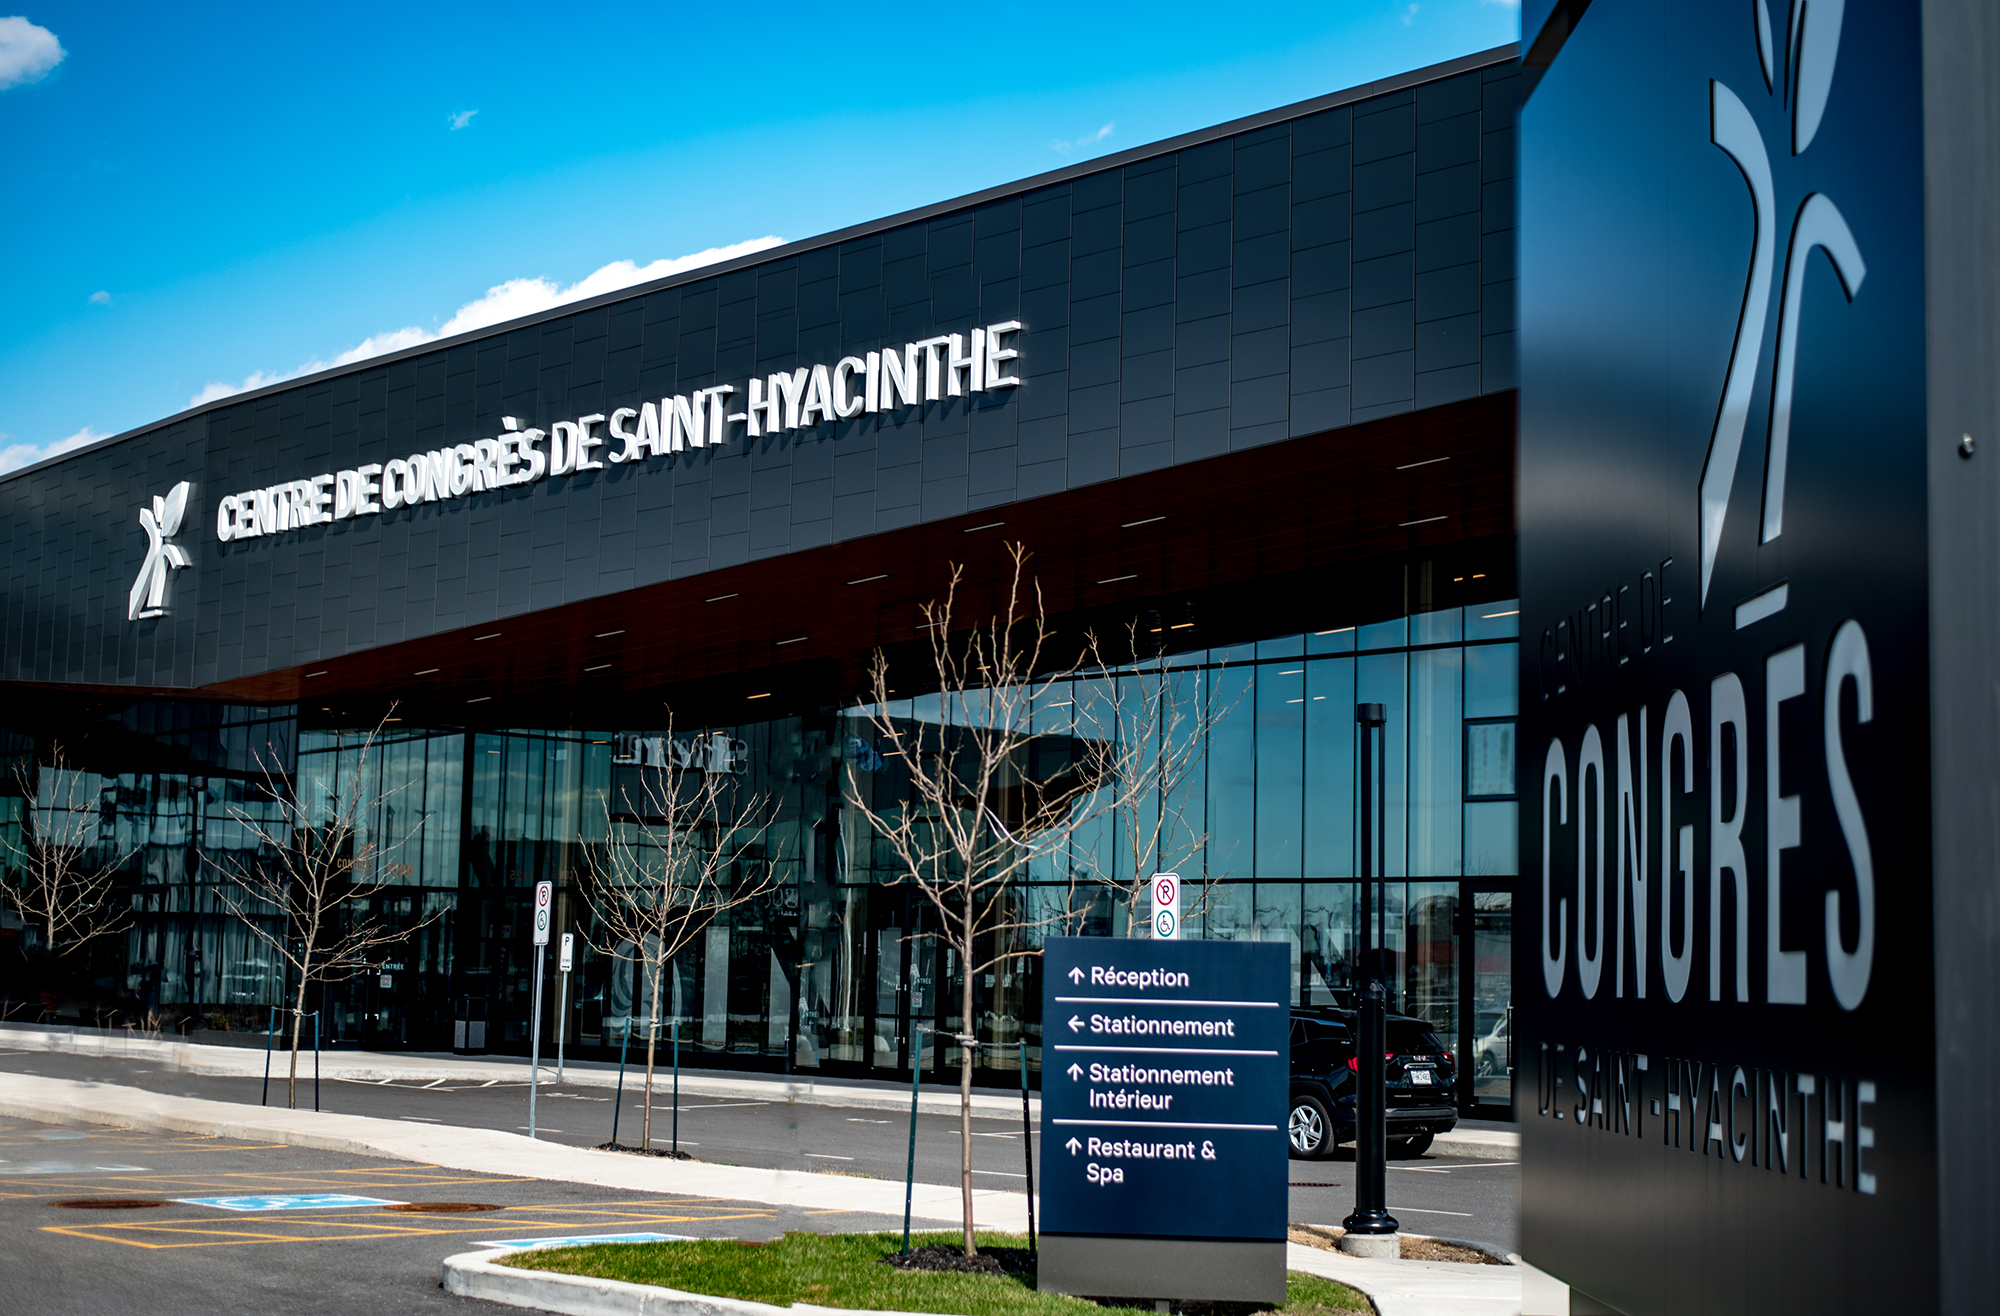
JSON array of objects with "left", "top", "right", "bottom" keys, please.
[{"left": 0, "top": 2, "right": 1518, "bottom": 473}]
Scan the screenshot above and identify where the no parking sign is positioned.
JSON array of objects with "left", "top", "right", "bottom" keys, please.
[
  {"left": 533, "top": 880, "right": 552, "bottom": 946},
  {"left": 1150, "top": 871, "right": 1179, "bottom": 940}
]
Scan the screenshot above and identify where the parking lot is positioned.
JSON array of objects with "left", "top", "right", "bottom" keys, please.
[
  {"left": 0, "top": 1045, "right": 1518, "bottom": 1254},
  {"left": 0, "top": 1114, "right": 906, "bottom": 1315}
]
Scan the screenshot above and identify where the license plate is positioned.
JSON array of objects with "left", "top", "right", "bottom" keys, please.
[{"left": 1409, "top": 1069, "right": 1434, "bottom": 1085}]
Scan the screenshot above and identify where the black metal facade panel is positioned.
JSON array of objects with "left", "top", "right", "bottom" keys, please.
[{"left": 0, "top": 61, "right": 1517, "bottom": 692}]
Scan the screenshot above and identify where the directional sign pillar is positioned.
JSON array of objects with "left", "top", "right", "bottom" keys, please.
[{"left": 1038, "top": 935, "right": 1288, "bottom": 1303}]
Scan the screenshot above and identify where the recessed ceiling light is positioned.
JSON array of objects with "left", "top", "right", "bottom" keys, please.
[
  {"left": 747, "top": 692, "right": 772, "bottom": 700},
  {"left": 474, "top": 632, "right": 502, "bottom": 642},
  {"left": 585, "top": 663, "right": 613, "bottom": 672},
  {"left": 594, "top": 629, "right": 625, "bottom": 638},
  {"left": 1097, "top": 574, "right": 1137, "bottom": 585},
  {"left": 386, "top": 717, "right": 403, "bottom": 722},
  {"left": 776, "top": 636, "right": 808, "bottom": 646},
  {"left": 1399, "top": 515, "right": 1447, "bottom": 527},
  {"left": 706, "top": 593, "right": 739, "bottom": 603},
  {"left": 414, "top": 668, "right": 439, "bottom": 676},
  {"left": 963, "top": 521, "right": 1006, "bottom": 532},
  {"left": 1170, "top": 622, "right": 1195, "bottom": 630},
  {"left": 1397, "top": 456, "right": 1451, "bottom": 470},
  {"left": 1472, "top": 573, "right": 1487, "bottom": 578},
  {"left": 847, "top": 574, "right": 888, "bottom": 585},
  {"left": 305, "top": 670, "right": 328, "bottom": 678},
  {"left": 1121, "top": 515, "right": 1166, "bottom": 528},
  {"left": 467, "top": 696, "right": 491, "bottom": 704}
]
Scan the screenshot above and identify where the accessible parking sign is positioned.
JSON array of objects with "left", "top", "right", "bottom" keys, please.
[{"left": 1037, "top": 935, "right": 1288, "bottom": 1301}]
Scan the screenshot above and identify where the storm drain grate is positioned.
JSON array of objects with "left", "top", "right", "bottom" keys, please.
[
  {"left": 382, "top": 1201, "right": 505, "bottom": 1213},
  {"left": 51, "top": 1199, "right": 167, "bottom": 1210}
]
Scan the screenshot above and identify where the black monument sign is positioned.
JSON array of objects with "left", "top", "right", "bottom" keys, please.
[{"left": 1518, "top": 1, "right": 1945, "bottom": 1312}]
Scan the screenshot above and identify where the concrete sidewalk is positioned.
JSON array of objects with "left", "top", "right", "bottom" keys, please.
[
  {"left": 1287, "top": 1241, "right": 1521, "bottom": 1316},
  {"left": 0, "top": 1022, "right": 1520, "bottom": 1159},
  {"left": 0, "top": 1069, "right": 1029, "bottom": 1230}
]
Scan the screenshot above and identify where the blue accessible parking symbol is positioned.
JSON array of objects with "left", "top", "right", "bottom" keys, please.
[{"left": 177, "top": 1193, "right": 406, "bottom": 1211}]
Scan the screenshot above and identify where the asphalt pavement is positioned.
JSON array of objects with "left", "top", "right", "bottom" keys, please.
[
  {"left": 0, "top": 1113, "right": 910, "bottom": 1316},
  {"left": 0, "top": 1045, "right": 1518, "bottom": 1253}
]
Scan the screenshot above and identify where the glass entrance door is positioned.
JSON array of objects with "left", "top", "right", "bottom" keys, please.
[
  {"left": 1463, "top": 886, "right": 1513, "bottom": 1116},
  {"left": 867, "top": 891, "right": 938, "bottom": 1079}
]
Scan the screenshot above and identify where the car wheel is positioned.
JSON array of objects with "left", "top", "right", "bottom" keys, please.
[
  {"left": 1288, "top": 1094, "right": 1333, "bottom": 1159},
  {"left": 1475, "top": 1051, "right": 1497, "bottom": 1077},
  {"left": 1387, "top": 1132, "right": 1434, "bottom": 1158}
]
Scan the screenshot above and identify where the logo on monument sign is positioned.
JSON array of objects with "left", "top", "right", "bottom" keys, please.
[
  {"left": 127, "top": 481, "right": 193, "bottom": 622},
  {"left": 1696, "top": 0, "right": 1859, "bottom": 613}
]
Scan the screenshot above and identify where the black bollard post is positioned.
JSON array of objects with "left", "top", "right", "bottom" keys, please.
[
  {"left": 1342, "top": 703, "right": 1398, "bottom": 1251},
  {"left": 610, "top": 1017, "right": 631, "bottom": 1146}
]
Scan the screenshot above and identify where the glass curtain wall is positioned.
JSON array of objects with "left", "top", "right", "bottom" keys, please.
[
  {"left": 0, "top": 604, "right": 1519, "bottom": 1116},
  {"left": 832, "top": 602, "right": 1519, "bottom": 1109}
]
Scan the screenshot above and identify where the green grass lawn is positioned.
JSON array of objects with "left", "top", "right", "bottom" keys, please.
[{"left": 501, "top": 1231, "right": 1369, "bottom": 1316}]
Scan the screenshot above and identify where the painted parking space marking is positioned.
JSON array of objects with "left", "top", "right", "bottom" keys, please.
[
  {"left": 476, "top": 1231, "right": 694, "bottom": 1249},
  {"left": 176, "top": 1193, "right": 407, "bottom": 1211}
]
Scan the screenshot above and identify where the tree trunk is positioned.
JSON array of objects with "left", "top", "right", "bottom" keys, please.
[
  {"left": 288, "top": 966, "right": 311, "bottom": 1110},
  {"left": 959, "top": 917, "right": 977, "bottom": 1256},
  {"left": 641, "top": 958, "right": 660, "bottom": 1149}
]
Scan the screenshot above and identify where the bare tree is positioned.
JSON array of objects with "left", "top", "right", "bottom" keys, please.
[
  {"left": 210, "top": 718, "right": 438, "bottom": 1108},
  {"left": 582, "top": 720, "right": 781, "bottom": 1152},
  {"left": 843, "top": 545, "right": 1128, "bottom": 1257},
  {"left": 1071, "top": 623, "right": 1245, "bottom": 937},
  {"left": 0, "top": 749, "right": 138, "bottom": 971}
]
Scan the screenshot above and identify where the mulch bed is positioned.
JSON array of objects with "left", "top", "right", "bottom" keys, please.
[
  {"left": 595, "top": 1142, "right": 695, "bottom": 1160},
  {"left": 881, "top": 1244, "right": 1038, "bottom": 1278}
]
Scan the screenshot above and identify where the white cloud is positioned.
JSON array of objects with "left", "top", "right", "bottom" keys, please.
[
  {"left": 1403, "top": 3, "right": 1420, "bottom": 22},
  {"left": 448, "top": 109, "right": 477, "bottom": 130},
  {"left": 1050, "top": 122, "right": 1116, "bottom": 158},
  {"left": 88, "top": 289, "right": 110, "bottom": 305},
  {"left": 0, "top": 425, "right": 107, "bottom": 476},
  {"left": 189, "top": 237, "right": 785, "bottom": 407},
  {"left": 0, "top": 16, "right": 62, "bottom": 90}
]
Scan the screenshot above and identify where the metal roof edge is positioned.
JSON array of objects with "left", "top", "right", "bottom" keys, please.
[{"left": 2, "top": 42, "right": 1518, "bottom": 488}]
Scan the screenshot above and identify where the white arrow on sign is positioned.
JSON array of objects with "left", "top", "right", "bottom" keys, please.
[
  {"left": 1065, "top": 1137, "right": 1082, "bottom": 1155},
  {"left": 1068, "top": 1015, "right": 1084, "bottom": 1033},
  {"left": 1067, "top": 1063, "right": 1084, "bottom": 1081},
  {"left": 1067, "top": 966, "right": 1084, "bottom": 983}
]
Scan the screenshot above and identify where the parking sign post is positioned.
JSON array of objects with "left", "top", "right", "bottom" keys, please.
[
  {"left": 529, "top": 880, "right": 552, "bottom": 1139},
  {"left": 1150, "top": 872, "right": 1180, "bottom": 940},
  {"left": 556, "top": 932, "right": 574, "bottom": 1082}
]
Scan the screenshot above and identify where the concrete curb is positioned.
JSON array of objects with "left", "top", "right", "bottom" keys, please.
[
  {"left": 438, "top": 1240, "right": 1523, "bottom": 1316},
  {"left": 1427, "top": 1129, "right": 1519, "bottom": 1161},
  {"left": 443, "top": 1249, "right": 971, "bottom": 1316},
  {"left": 0, "top": 1023, "right": 1035, "bottom": 1119},
  {"left": 443, "top": 1248, "right": 794, "bottom": 1316}
]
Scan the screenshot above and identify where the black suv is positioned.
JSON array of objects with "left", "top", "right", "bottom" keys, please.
[{"left": 1288, "top": 1007, "right": 1458, "bottom": 1158}]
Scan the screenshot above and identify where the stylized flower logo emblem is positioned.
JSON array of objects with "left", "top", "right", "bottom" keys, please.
[
  {"left": 128, "top": 481, "right": 192, "bottom": 621},
  {"left": 1697, "top": 0, "right": 1859, "bottom": 609}
]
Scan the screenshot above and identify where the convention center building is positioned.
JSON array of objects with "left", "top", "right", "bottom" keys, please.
[{"left": 0, "top": 46, "right": 1521, "bottom": 1116}]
